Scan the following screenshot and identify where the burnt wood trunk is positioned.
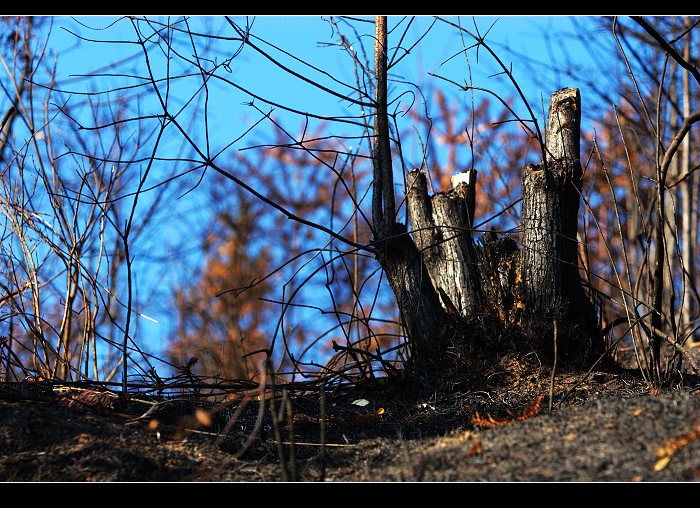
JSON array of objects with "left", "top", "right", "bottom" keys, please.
[
  {"left": 377, "top": 224, "right": 447, "bottom": 367},
  {"left": 520, "top": 88, "right": 600, "bottom": 359},
  {"left": 371, "top": 19, "right": 602, "bottom": 374},
  {"left": 406, "top": 169, "right": 482, "bottom": 320}
]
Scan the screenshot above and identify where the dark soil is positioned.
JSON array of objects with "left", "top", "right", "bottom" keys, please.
[{"left": 1, "top": 353, "right": 699, "bottom": 482}]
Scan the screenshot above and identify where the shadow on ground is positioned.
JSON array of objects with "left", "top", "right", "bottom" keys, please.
[{"left": 1, "top": 358, "right": 698, "bottom": 482}]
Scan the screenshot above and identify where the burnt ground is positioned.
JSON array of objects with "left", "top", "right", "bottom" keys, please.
[{"left": 1, "top": 352, "right": 699, "bottom": 483}]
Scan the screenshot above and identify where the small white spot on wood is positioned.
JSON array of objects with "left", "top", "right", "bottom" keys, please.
[{"left": 451, "top": 171, "right": 472, "bottom": 188}]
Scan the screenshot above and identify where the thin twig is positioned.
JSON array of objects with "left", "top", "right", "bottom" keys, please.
[
  {"left": 548, "top": 320, "right": 557, "bottom": 415},
  {"left": 319, "top": 382, "right": 327, "bottom": 482},
  {"left": 284, "top": 388, "right": 297, "bottom": 481},
  {"left": 269, "top": 372, "right": 289, "bottom": 482}
]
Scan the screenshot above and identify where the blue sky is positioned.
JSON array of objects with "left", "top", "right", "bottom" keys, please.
[
  {"left": 45, "top": 16, "right": 619, "bottom": 186},
  {"left": 47, "top": 16, "right": 609, "bottom": 126}
]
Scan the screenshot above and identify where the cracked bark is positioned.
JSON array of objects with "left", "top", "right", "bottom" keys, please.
[
  {"left": 407, "top": 169, "right": 482, "bottom": 320},
  {"left": 521, "top": 88, "right": 599, "bottom": 355}
]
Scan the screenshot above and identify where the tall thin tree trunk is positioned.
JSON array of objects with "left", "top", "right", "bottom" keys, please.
[
  {"left": 370, "top": 16, "right": 446, "bottom": 367},
  {"left": 625, "top": 150, "right": 642, "bottom": 300},
  {"left": 680, "top": 23, "right": 697, "bottom": 341},
  {"left": 663, "top": 66, "right": 678, "bottom": 338},
  {"left": 372, "top": 16, "right": 395, "bottom": 242}
]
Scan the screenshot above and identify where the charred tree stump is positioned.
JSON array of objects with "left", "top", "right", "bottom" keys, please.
[
  {"left": 371, "top": 17, "right": 603, "bottom": 376},
  {"left": 406, "top": 169, "right": 482, "bottom": 320},
  {"left": 378, "top": 224, "right": 447, "bottom": 366},
  {"left": 521, "top": 88, "right": 601, "bottom": 361}
]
